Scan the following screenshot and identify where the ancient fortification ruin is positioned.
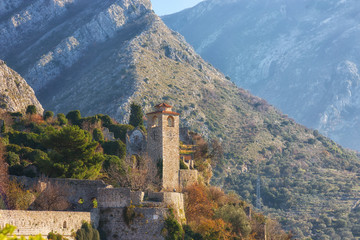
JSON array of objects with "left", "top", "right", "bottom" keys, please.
[{"left": 1, "top": 104, "right": 198, "bottom": 240}]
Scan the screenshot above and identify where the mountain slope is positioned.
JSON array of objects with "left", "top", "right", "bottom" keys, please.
[
  {"left": 1, "top": 0, "right": 360, "bottom": 238},
  {"left": 163, "top": 0, "right": 360, "bottom": 151},
  {"left": 0, "top": 60, "right": 43, "bottom": 114}
]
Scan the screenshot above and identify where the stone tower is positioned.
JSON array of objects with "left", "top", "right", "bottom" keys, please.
[{"left": 146, "top": 103, "right": 180, "bottom": 191}]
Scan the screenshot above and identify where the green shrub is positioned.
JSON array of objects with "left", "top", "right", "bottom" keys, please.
[
  {"left": 108, "top": 124, "right": 134, "bottom": 142},
  {"left": 75, "top": 222, "right": 100, "bottom": 240},
  {"left": 47, "top": 232, "right": 68, "bottom": 240},
  {"left": 7, "top": 131, "right": 43, "bottom": 150},
  {"left": 183, "top": 225, "right": 203, "bottom": 240},
  {"left": 214, "top": 204, "right": 251, "bottom": 237},
  {"left": 1, "top": 224, "right": 45, "bottom": 239},
  {"left": 6, "top": 151, "right": 20, "bottom": 166},
  {"left": 10, "top": 112, "right": 22, "bottom": 117},
  {"left": 26, "top": 105, "right": 37, "bottom": 115},
  {"left": 43, "top": 111, "right": 54, "bottom": 121},
  {"left": 164, "top": 211, "right": 184, "bottom": 240},
  {"left": 56, "top": 113, "right": 67, "bottom": 126},
  {"left": 102, "top": 155, "right": 124, "bottom": 172},
  {"left": 93, "top": 128, "right": 104, "bottom": 142},
  {"left": 97, "top": 114, "right": 113, "bottom": 127},
  {"left": 66, "top": 110, "right": 81, "bottom": 125},
  {"left": 102, "top": 140, "right": 126, "bottom": 159},
  {"left": 123, "top": 205, "right": 136, "bottom": 226},
  {"left": 180, "top": 160, "right": 189, "bottom": 170}
]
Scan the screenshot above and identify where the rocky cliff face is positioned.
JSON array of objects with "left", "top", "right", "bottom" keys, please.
[
  {"left": 163, "top": 0, "right": 360, "bottom": 151},
  {"left": 2, "top": 1, "right": 360, "bottom": 238},
  {"left": 0, "top": 60, "right": 43, "bottom": 114}
]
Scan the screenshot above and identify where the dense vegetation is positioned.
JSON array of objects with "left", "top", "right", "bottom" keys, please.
[
  {"left": 0, "top": 108, "right": 131, "bottom": 181},
  {"left": 216, "top": 123, "right": 360, "bottom": 239},
  {"left": 0, "top": 105, "right": 292, "bottom": 239}
]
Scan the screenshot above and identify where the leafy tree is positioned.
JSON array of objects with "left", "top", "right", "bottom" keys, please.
[
  {"left": 6, "top": 152, "right": 20, "bottom": 167},
  {"left": 47, "top": 232, "right": 68, "bottom": 240},
  {"left": 42, "top": 125, "right": 103, "bottom": 179},
  {"left": 0, "top": 224, "right": 45, "bottom": 239},
  {"left": 43, "top": 111, "right": 54, "bottom": 121},
  {"left": 75, "top": 222, "right": 100, "bottom": 240},
  {"left": 26, "top": 105, "right": 37, "bottom": 115},
  {"left": 102, "top": 140, "right": 126, "bottom": 159},
  {"left": 7, "top": 131, "right": 43, "bottom": 150},
  {"left": 92, "top": 128, "right": 104, "bottom": 142},
  {"left": 129, "top": 103, "right": 144, "bottom": 128},
  {"left": 66, "top": 110, "right": 81, "bottom": 125},
  {"left": 6, "top": 180, "right": 34, "bottom": 210},
  {"left": 108, "top": 124, "right": 134, "bottom": 142},
  {"left": 56, "top": 113, "right": 67, "bottom": 126},
  {"left": 214, "top": 204, "right": 251, "bottom": 237},
  {"left": 164, "top": 211, "right": 184, "bottom": 240},
  {"left": 102, "top": 155, "right": 124, "bottom": 172}
]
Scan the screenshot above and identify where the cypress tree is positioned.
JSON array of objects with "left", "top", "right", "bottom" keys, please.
[
  {"left": 0, "top": 121, "right": 5, "bottom": 133},
  {"left": 129, "top": 103, "right": 143, "bottom": 128}
]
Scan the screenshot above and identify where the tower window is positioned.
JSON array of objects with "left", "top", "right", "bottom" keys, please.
[
  {"left": 152, "top": 116, "right": 158, "bottom": 127},
  {"left": 167, "top": 116, "right": 174, "bottom": 127}
]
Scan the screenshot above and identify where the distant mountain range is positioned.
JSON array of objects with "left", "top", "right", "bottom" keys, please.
[
  {"left": 163, "top": 0, "right": 360, "bottom": 151},
  {"left": 2, "top": 0, "right": 360, "bottom": 238}
]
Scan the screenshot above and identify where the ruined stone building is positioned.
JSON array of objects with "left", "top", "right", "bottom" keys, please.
[
  {"left": 126, "top": 103, "right": 198, "bottom": 191},
  {"left": 1, "top": 103, "right": 198, "bottom": 240}
]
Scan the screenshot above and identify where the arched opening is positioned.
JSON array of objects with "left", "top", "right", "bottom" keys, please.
[
  {"left": 63, "top": 221, "right": 67, "bottom": 229},
  {"left": 152, "top": 116, "right": 158, "bottom": 127},
  {"left": 167, "top": 116, "right": 174, "bottom": 127}
]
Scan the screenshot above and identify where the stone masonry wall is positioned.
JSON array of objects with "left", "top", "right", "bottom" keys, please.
[
  {"left": 179, "top": 170, "right": 198, "bottom": 190},
  {"left": 97, "top": 188, "right": 130, "bottom": 208},
  {"left": 15, "top": 176, "right": 108, "bottom": 211},
  {"left": 161, "top": 114, "right": 180, "bottom": 191},
  {"left": 148, "top": 192, "right": 185, "bottom": 223},
  {"left": 0, "top": 210, "right": 94, "bottom": 239},
  {"left": 98, "top": 207, "right": 168, "bottom": 240}
]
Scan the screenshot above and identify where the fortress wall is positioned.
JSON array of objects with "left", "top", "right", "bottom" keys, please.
[
  {"left": 0, "top": 210, "right": 94, "bottom": 239},
  {"left": 179, "top": 170, "right": 198, "bottom": 189},
  {"left": 147, "top": 192, "right": 185, "bottom": 222},
  {"left": 14, "top": 176, "right": 108, "bottom": 210},
  {"left": 130, "top": 191, "right": 144, "bottom": 205},
  {"left": 98, "top": 207, "right": 168, "bottom": 240},
  {"left": 97, "top": 188, "right": 130, "bottom": 208}
]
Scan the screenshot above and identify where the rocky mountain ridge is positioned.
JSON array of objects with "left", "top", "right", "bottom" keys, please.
[
  {"left": 163, "top": 0, "right": 360, "bottom": 151},
  {"left": 1, "top": 0, "right": 360, "bottom": 238},
  {"left": 0, "top": 60, "right": 43, "bottom": 114}
]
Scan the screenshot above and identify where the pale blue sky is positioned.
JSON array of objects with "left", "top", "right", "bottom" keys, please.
[{"left": 151, "top": 0, "right": 204, "bottom": 16}]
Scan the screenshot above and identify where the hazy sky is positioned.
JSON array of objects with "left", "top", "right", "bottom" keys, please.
[{"left": 151, "top": 0, "right": 204, "bottom": 16}]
